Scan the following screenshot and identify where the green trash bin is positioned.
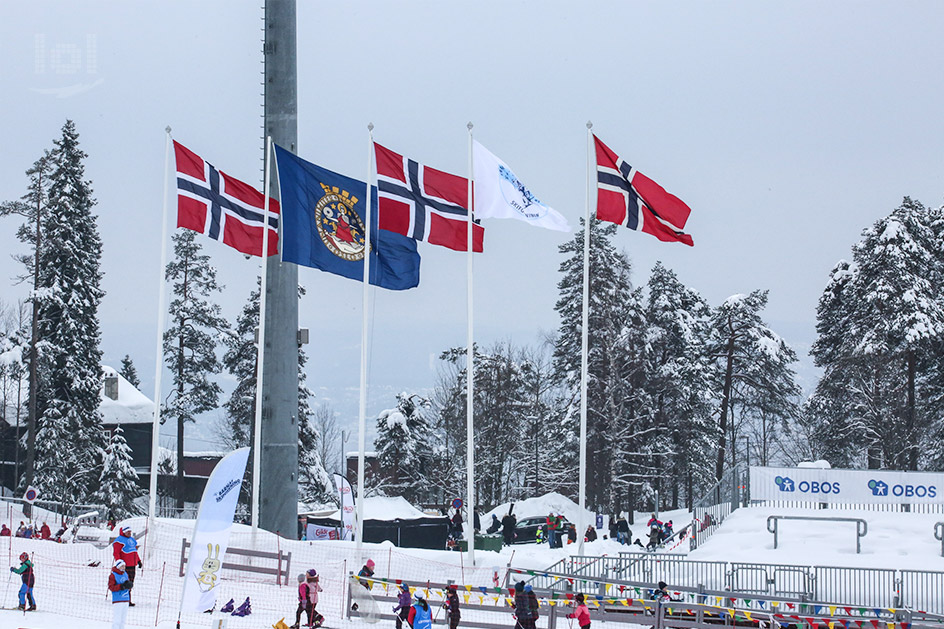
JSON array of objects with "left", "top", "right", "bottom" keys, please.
[{"left": 475, "top": 534, "right": 503, "bottom": 552}]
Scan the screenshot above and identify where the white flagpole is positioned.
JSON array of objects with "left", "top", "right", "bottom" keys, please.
[
  {"left": 577, "top": 121, "right": 593, "bottom": 557},
  {"left": 147, "top": 126, "right": 173, "bottom": 534},
  {"left": 356, "top": 123, "right": 375, "bottom": 556},
  {"left": 251, "top": 136, "right": 274, "bottom": 532},
  {"left": 465, "top": 122, "right": 476, "bottom": 565}
]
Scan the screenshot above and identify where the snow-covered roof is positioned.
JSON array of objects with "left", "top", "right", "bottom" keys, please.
[
  {"left": 314, "top": 496, "right": 436, "bottom": 521},
  {"left": 484, "top": 492, "right": 597, "bottom": 525},
  {"left": 100, "top": 365, "right": 155, "bottom": 425},
  {"left": 346, "top": 451, "right": 378, "bottom": 458}
]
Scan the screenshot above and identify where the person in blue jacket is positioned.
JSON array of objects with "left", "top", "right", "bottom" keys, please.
[
  {"left": 408, "top": 592, "right": 432, "bottom": 629},
  {"left": 107, "top": 559, "right": 133, "bottom": 629}
]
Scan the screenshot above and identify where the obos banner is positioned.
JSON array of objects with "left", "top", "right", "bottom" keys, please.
[
  {"left": 751, "top": 466, "right": 944, "bottom": 504},
  {"left": 179, "top": 447, "right": 251, "bottom": 613}
]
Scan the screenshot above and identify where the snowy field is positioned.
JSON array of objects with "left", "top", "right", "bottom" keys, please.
[{"left": 2, "top": 500, "right": 943, "bottom": 629}]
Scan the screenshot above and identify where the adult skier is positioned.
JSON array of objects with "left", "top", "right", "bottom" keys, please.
[
  {"left": 408, "top": 592, "right": 432, "bottom": 629},
  {"left": 112, "top": 526, "right": 142, "bottom": 606}
]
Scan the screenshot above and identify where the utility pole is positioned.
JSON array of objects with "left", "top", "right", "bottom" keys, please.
[{"left": 260, "top": 0, "right": 299, "bottom": 536}]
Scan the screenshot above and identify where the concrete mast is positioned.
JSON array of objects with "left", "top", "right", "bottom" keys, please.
[{"left": 260, "top": 0, "right": 299, "bottom": 536}]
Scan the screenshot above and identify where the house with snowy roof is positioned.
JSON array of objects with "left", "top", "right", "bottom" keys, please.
[{"left": 100, "top": 365, "right": 155, "bottom": 476}]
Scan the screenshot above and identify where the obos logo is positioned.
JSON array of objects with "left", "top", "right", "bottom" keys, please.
[
  {"left": 774, "top": 476, "right": 795, "bottom": 492},
  {"left": 868, "top": 479, "right": 936, "bottom": 498},
  {"left": 776, "top": 476, "right": 840, "bottom": 495}
]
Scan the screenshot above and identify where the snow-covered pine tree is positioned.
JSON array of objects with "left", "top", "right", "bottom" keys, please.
[
  {"left": 1, "top": 149, "right": 53, "bottom": 491},
  {"left": 708, "top": 290, "right": 799, "bottom": 481},
  {"left": 810, "top": 198, "right": 944, "bottom": 469},
  {"left": 552, "top": 219, "right": 653, "bottom": 512},
  {"left": 163, "top": 230, "right": 228, "bottom": 509},
  {"left": 373, "top": 392, "right": 433, "bottom": 504},
  {"left": 645, "top": 262, "right": 717, "bottom": 508},
  {"left": 119, "top": 355, "right": 141, "bottom": 389},
  {"left": 94, "top": 425, "right": 142, "bottom": 519},
  {"left": 33, "top": 121, "right": 106, "bottom": 504}
]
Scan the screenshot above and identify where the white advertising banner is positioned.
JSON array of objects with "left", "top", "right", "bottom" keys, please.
[
  {"left": 180, "top": 447, "right": 250, "bottom": 613},
  {"left": 306, "top": 524, "right": 339, "bottom": 541},
  {"left": 751, "top": 466, "right": 944, "bottom": 504},
  {"left": 334, "top": 473, "right": 355, "bottom": 541}
]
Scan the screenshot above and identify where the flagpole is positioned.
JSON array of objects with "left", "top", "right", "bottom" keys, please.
[
  {"left": 147, "top": 126, "right": 172, "bottom": 537},
  {"left": 251, "top": 136, "right": 274, "bottom": 533},
  {"left": 356, "top": 123, "right": 375, "bottom": 557},
  {"left": 465, "top": 121, "right": 476, "bottom": 566},
  {"left": 577, "top": 121, "right": 593, "bottom": 557}
]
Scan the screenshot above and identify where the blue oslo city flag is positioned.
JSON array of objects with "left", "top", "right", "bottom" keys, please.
[{"left": 274, "top": 145, "right": 420, "bottom": 290}]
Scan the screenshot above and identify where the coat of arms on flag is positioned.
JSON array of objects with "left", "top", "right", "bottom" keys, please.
[
  {"left": 374, "top": 142, "right": 484, "bottom": 252},
  {"left": 173, "top": 141, "right": 280, "bottom": 256},
  {"left": 593, "top": 135, "right": 693, "bottom": 246}
]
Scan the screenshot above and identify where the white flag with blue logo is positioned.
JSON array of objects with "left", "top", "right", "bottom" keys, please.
[
  {"left": 179, "top": 447, "right": 250, "bottom": 613},
  {"left": 472, "top": 141, "right": 570, "bottom": 232}
]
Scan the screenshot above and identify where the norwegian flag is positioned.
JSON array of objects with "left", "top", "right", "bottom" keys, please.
[
  {"left": 593, "top": 135, "right": 693, "bottom": 246},
  {"left": 374, "top": 142, "right": 484, "bottom": 252},
  {"left": 174, "top": 141, "right": 279, "bottom": 256}
]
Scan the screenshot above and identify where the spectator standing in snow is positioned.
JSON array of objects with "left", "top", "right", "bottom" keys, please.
[
  {"left": 647, "top": 523, "right": 661, "bottom": 550},
  {"left": 662, "top": 520, "right": 674, "bottom": 542},
  {"left": 567, "top": 593, "right": 590, "bottom": 629},
  {"left": 40, "top": 522, "right": 51, "bottom": 540},
  {"left": 585, "top": 525, "right": 597, "bottom": 542},
  {"left": 0, "top": 524, "right": 10, "bottom": 536},
  {"left": 351, "top": 558, "right": 375, "bottom": 612},
  {"left": 444, "top": 584, "right": 461, "bottom": 629},
  {"left": 108, "top": 559, "right": 132, "bottom": 628},
  {"left": 646, "top": 513, "right": 661, "bottom": 528},
  {"left": 501, "top": 512, "right": 516, "bottom": 546},
  {"left": 608, "top": 515, "right": 618, "bottom": 540},
  {"left": 394, "top": 582, "right": 412, "bottom": 629},
  {"left": 544, "top": 513, "right": 557, "bottom": 548},
  {"left": 14, "top": 521, "right": 25, "bottom": 537},
  {"left": 112, "top": 526, "right": 142, "bottom": 606},
  {"left": 10, "top": 552, "right": 36, "bottom": 611},
  {"left": 567, "top": 525, "right": 577, "bottom": 545},
  {"left": 451, "top": 509, "right": 464, "bottom": 538},
  {"left": 473, "top": 511, "right": 481, "bottom": 534},
  {"left": 408, "top": 592, "right": 432, "bottom": 629},
  {"left": 616, "top": 515, "right": 630, "bottom": 545}
]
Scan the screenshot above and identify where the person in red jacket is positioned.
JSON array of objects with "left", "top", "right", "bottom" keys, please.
[
  {"left": 112, "top": 526, "right": 142, "bottom": 606},
  {"left": 567, "top": 593, "right": 590, "bottom": 629},
  {"left": 39, "top": 523, "right": 51, "bottom": 540}
]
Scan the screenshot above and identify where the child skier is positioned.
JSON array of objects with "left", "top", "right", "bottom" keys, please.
[
  {"left": 408, "top": 592, "right": 432, "bottom": 629},
  {"left": 394, "top": 583, "right": 412, "bottom": 629},
  {"left": 443, "top": 585, "right": 461, "bottom": 629},
  {"left": 10, "top": 552, "right": 36, "bottom": 611},
  {"left": 293, "top": 568, "right": 324, "bottom": 628},
  {"left": 567, "top": 593, "right": 590, "bottom": 629}
]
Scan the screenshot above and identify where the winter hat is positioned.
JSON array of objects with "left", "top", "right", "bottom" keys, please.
[
  {"left": 298, "top": 574, "right": 306, "bottom": 584},
  {"left": 516, "top": 581, "right": 526, "bottom": 592},
  {"left": 366, "top": 559, "right": 375, "bottom": 569},
  {"left": 307, "top": 568, "right": 318, "bottom": 578},
  {"left": 414, "top": 592, "right": 426, "bottom": 601},
  {"left": 524, "top": 585, "right": 533, "bottom": 592},
  {"left": 114, "top": 559, "right": 126, "bottom": 569},
  {"left": 19, "top": 552, "right": 29, "bottom": 562},
  {"left": 658, "top": 581, "right": 667, "bottom": 589},
  {"left": 400, "top": 582, "right": 410, "bottom": 591},
  {"left": 120, "top": 526, "right": 131, "bottom": 536}
]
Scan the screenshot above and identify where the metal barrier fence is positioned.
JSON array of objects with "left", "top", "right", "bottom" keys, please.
[
  {"left": 691, "top": 466, "right": 748, "bottom": 550},
  {"left": 528, "top": 553, "right": 944, "bottom": 615}
]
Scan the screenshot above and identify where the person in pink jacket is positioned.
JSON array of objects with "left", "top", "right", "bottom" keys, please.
[
  {"left": 293, "top": 568, "right": 324, "bottom": 628},
  {"left": 567, "top": 593, "right": 590, "bottom": 629}
]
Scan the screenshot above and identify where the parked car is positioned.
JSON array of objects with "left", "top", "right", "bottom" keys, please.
[{"left": 514, "top": 515, "right": 572, "bottom": 544}]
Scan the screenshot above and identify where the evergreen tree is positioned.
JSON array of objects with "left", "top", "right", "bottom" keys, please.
[
  {"left": 119, "top": 354, "right": 141, "bottom": 389},
  {"left": 708, "top": 290, "right": 799, "bottom": 480},
  {"left": 373, "top": 392, "right": 433, "bottom": 503},
  {"left": 163, "top": 230, "right": 228, "bottom": 509},
  {"left": 94, "top": 426, "right": 142, "bottom": 519},
  {"left": 552, "top": 219, "right": 654, "bottom": 512},
  {"left": 645, "top": 262, "right": 717, "bottom": 508},
  {"left": 33, "top": 121, "right": 106, "bottom": 504}
]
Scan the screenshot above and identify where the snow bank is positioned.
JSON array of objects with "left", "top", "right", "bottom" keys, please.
[
  {"left": 483, "top": 492, "right": 596, "bottom": 525},
  {"left": 313, "top": 495, "right": 432, "bottom": 521}
]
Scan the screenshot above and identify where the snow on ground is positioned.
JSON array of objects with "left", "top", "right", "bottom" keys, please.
[{"left": 691, "top": 506, "right": 944, "bottom": 570}]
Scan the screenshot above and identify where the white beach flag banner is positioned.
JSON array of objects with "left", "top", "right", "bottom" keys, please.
[
  {"left": 472, "top": 140, "right": 570, "bottom": 232},
  {"left": 180, "top": 447, "right": 250, "bottom": 613},
  {"left": 334, "top": 473, "right": 356, "bottom": 541}
]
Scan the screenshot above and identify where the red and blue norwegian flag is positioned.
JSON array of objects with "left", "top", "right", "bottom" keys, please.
[
  {"left": 174, "top": 141, "right": 280, "bottom": 256},
  {"left": 374, "top": 142, "right": 484, "bottom": 252},
  {"left": 593, "top": 135, "right": 693, "bottom": 246}
]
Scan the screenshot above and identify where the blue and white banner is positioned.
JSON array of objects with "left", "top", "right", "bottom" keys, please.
[
  {"left": 751, "top": 466, "right": 944, "bottom": 504},
  {"left": 180, "top": 447, "right": 250, "bottom": 613}
]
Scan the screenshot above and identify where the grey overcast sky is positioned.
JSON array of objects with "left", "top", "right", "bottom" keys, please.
[{"left": 2, "top": 2, "right": 943, "bottom": 449}]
